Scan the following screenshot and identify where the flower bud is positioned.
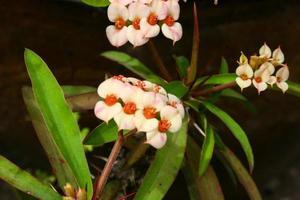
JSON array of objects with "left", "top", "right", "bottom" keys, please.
[
  {"left": 259, "top": 43, "right": 272, "bottom": 58},
  {"left": 239, "top": 51, "right": 248, "bottom": 65},
  {"left": 64, "top": 183, "right": 75, "bottom": 198},
  {"left": 272, "top": 46, "right": 284, "bottom": 64}
]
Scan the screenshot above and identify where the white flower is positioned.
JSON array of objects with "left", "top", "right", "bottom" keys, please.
[
  {"left": 140, "top": 0, "right": 168, "bottom": 38},
  {"left": 235, "top": 63, "right": 253, "bottom": 91},
  {"left": 167, "top": 94, "right": 185, "bottom": 118},
  {"left": 259, "top": 43, "right": 272, "bottom": 58},
  {"left": 258, "top": 62, "right": 275, "bottom": 74},
  {"left": 161, "top": 0, "right": 182, "bottom": 44},
  {"left": 145, "top": 105, "right": 182, "bottom": 149},
  {"left": 252, "top": 67, "right": 272, "bottom": 94},
  {"left": 272, "top": 46, "right": 285, "bottom": 65},
  {"left": 114, "top": 83, "right": 143, "bottom": 130},
  {"left": 94, "top": 78, "right": 125, "bottom": 123},
  {"left": 127, "top": 2, "right": 150, "bottom": 47},
  {"left": 275, "top": 65, "right": 289, "bottom": 93},
  {"left": 106, "top": 3, "right": 129, "bottom": 47},
  {"left": 109, "top": 0, "right": 133, "bottom": 6}
]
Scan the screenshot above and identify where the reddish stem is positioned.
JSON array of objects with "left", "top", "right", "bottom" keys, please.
[{"left": 191, "top": 81, "right": 237, "bottom": 97}]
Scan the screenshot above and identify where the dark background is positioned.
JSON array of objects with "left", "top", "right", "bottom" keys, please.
[{"left": 1, "top": 0, "right": 300, "bottom": 199}]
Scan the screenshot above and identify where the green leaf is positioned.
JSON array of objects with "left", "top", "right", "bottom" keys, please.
[
  {"left": 134, "top": 116, "right": 189, "bottom": 200},
  {"left": 84, "top": 120, "right": 118, "bottom": 146},
  {"left": 22, "top": 87, "right": 78, "bottom": 189},
  {"left": 62, "top": 85, "right": 96, "bottom": 97},
  {"left": 198, "top": 125, "right": 215, "bottom": 176},
  {"left": 282, "top": 81, "right": 300, "bottom": 97},
  {"left": 202, "top": 101, "right": 254, "bottom": 172},
  {"left": 81, "top": 0, "right": 110, "bottom": 7},
  {"left": 193, "top": 73, "right": 236, "bottom": 89},
  {"left": 164, "top": 81, "right": 188, "bottom": 98},
  {"left": 101, "top": 51, "right": 166, "bottom": 86},
  {"left": 184, "top": 99, "right": 201, "bottom": 112},
  {"left": 182, "top": 136, "right": 224, "bottom": 200},
  {"left": 173, "top": 55, "right": 189, "bottom": 78},
  {"left": 219, "top": 146, "right": 262, "bottom": 200},
  {"left": 24, "top": 49, "right": 93, "bottom": 199},
  {"left": 0, "top": 156, "right": 62, "bottom": 200},
  {"left": 219, "top": 57, "right": 229, "bottom": 74}
]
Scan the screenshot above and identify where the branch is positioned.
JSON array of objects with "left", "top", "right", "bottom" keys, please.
[
  {"left": 191, "top": 81, "right": 237, "bottom": 97},
  {"left": 92, "top": 130, "right": 124, "bottom": 200}
]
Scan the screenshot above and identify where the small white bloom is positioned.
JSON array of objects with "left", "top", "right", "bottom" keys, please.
[
  {"left": 272, "top": 46, "right": 285, "bottom": 65},
  {"left": 106, "top": 3, "right": 129, "bottom": 47},
  {"left": 235, "top": 63, "right": 253, "bottom": 91},
  {"left": 259, "top": 43, "right": 272, "bottom": 58},
  {"left": 252, "top": 68, "right": 271, "bottom": 94},
  {"left": 167, "top": 94, "right": 185, "bottom": 118},
  {"left": 127, "top": 2, "right": 150, "bottom": 47},
  {"left": 161, "top": 0, "right": 182, "bottom": 44},
  {"left": 258, "top": 62, "right": 275, "bottom": 75},
  {"left": 275, "top": 65, "right": 289, "bottom": 93}
]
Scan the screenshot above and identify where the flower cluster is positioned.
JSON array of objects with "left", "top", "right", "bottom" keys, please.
[
  {"left": 235, "top": 43, "right": 290, "bottom": 94},
  {"left": 94, "top": 75, "right": 184, "bottom": 149},
  {"left": 106, "top": 0, "right": 182, "bottom": 47}
]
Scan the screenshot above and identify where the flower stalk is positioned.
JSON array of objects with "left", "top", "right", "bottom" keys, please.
[{"left": 191, "top": 81, "right": 237, "bottom": 97}]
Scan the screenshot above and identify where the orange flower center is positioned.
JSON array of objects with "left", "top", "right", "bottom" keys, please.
[
  {"left": 240, "top": 74, "right": 248, "bottom": 80},
  {"left": 105, "top": 94, "right": 118, "bottom": 106},
  {"left": 115, "top": 18, "right": 125, "bottom": 30},
  {"left": 143, "top": 107, "right": 157, "bottom": 119},
  {"left": 255, "top": 77, "right": 262, "bottom": 83},
  {"left": 165, "top": 15, "right": 174, "bottom": 26},
  {"left": 132, "top": 18, "right": 141, "bottom": 30},
  {"left": 123, "top": 102, "right": 137, "bottom": 114},
  {"left": 158, "top": 119, "right": 171, "bottom": 133},
  {"left": 147, "top": 13, "right": 158, "bottom": 25}
]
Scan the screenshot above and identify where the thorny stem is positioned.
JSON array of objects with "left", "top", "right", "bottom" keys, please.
[
  {"left": 147, "top": 40, "right": 173, "bottom": 82},
  {"left": 191, "top": 81, "right": 237, "bottom": 97},
  {"left": 92, "top": 131, "right": 124, "bottom": 200}
]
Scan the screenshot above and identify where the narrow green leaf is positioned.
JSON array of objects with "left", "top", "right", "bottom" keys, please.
[
  {"left": 193, "top": 73, "right": 236, "bottom": 89},
  {"left": 173, "top": 55, "right": 189, "bottom": 78},
  {"left": 219, "top": 146, "right": 262, "bottom": 200},
  {"left": 184, "top": 99, "right": 201, "bottom": 112},
  {"left": 202, "top": 101, "right": 254, "bottom": 172},
  {"left": 281, "top": 81, "right": 300, "bottom": 97},
  {"left": 24, "top": 49, "right": 93, "bottom": 198},
  {"left": 22, "top": 87, "right": 78, "bottom": 189},
  {"left": 198, "top": 125, "right": 215, "bottom": 176},
  {"left": 134, "top": 116, "right": 188, "bottom": 200},
  {"left": 101, "top": 51, "right": 166, "bottom": 86},
  {"left": 164, "top": 81, "right": 188, "bottom": 98},
  {"left": 81, "top": 0, "right": 110, "bottom": 7},
  {"left": 0, "top": 156, "right": 62, "bottom": 200},
  {"left": 186, "top": 3, "right": 199, "bottom": 85},
  {"left": 182, "top": 136, "right": 224, "bottom": 200},
  {"left": 219, "top": 57, "right": 229, "bottom": 74},
  {"left": 84, "top": 120, "right": 118, "bottom": 146}
]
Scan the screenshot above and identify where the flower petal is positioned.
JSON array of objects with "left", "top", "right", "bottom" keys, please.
[
  {"left": 146, "top": 131, "right": 167, "bottom": 149},
  {"left": 94, "top": 101, "right": 122, "bottom": 123},
  {"left": 161, "top": 22, "right": 182, "bottom": 44},
  {"left": 110, "top": 0, "right": 133, "bottom": 6},
  {"left": 272, "top": 47, "right": 284, "bottom": 64},
  {"left": 252, "top": 79, "right": 268, "bottom": 94},
  {"left": 276, "top": 66, "right": 289, "bottom": 82},
  {"left": 258, "top": 62, "right": 275, "bottom": 75},
  {"left": 106, "top": 25, "right": 128, "bottom": 47},
  {"left": 166, "top": 0, "right": 180, "bottom": 20},
  {"left": 151, "top": 0, "right": 168, "bottom": 20},
  {"left": 267, "top": 76, "right": 276, "bottom": 86},
  {"left": 97, "top": 77, "right": 125, "bottom": 98},
  {"left": 140, "top": 18, "right": 160, "bottom": 38},
  {"left": 160, "top": 105, "right": 178, "bottom": 120},
  {"left": 276, "top": 81, "right": 288, "bottom": 93},
  {"left": 168, "top": 113, "right": 182, "bottom": 133},
  {"left": 114, "top": 112, "right": 136, "bottom": 130},
  {"left": 127, "top": 25, "right": 149, "bottom": 47},
  {"left": 236, "top": 64, "right": 253, "bottom": 78},
  {"left": 128, "top": 2, "right": 150, "bottom": 20},
  {"left": 107, "top": 3, "right": 128, "bottom": 22},
  {"left": 259, "top": 43, "right": 271, "bottom": 58},
  {"left": 142, "top": 92, "right": 166, "bottom": 111},
  {"left": 134, "top": 111, "right": 159, "bottom": 132},
  {"left": 236, "top": 77, "right": 252, "bottom": 91}
]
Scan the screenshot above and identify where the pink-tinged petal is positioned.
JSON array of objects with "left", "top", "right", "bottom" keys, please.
[
  {"left": 259, "top": 43, "right": 271, "bottom": 58},
  {"left": 98, "top": 77, "right": 126, "bottom": 98},
  {"left": 169, "top": 113, "right": 182, "bottom": 133},
  {"left": 119, "top": 82, "right": 138, "bottom": 102},
  {"left": 272, "top": 47, "right": 284, "bottom": 64},
  {"left": 235, "top": 77, "right": 251, "bottom": 91},
  {"left": 258, "top": 62, "right": 275, "bottom": 75},
  {"left": 161, "top": 22, "right": 182, "bottom": 44},
  {"left": 110, "top": 0, "right": 133, "bottom": 6},
  {"left": 138, "top": 0, "right": 152, "bottom": 4},
  {"left": 114, "top": 112, "right": 136, "bottom": 130},
  {"left": 151, "top": 0, "right": 168, "bottom": 20},
  {"left": 142, "top": 92, "right": 166, "bottom": 111},
  {"left": 107, "top": 3, "right": 128, "bottom": 22},
  {"left": 146, "top": 131, "right": 167, "bottom": 149},
  {"left": 167, "top": 94, "right": 184, "bottom": 118},
  {"left": 143, "top": 80, "right": 155, "bottom": 90},
  {"left": 134, "top": 111, "right": 159, "bottom": 132},
  {"left": 94, "top": 101, "right": 122, "bottom": 123},
  {"left": 176, "top": 103, "right": 185, "bottom": 118},
  {"left": 252, "top": 79, "right": 268, "bottom": 94},
  {"left": 276, "top": 81, "right": 288, "bottom": 93},
  {"left": 106, "top": 25, "right": 128, "bottom": 47},
  {"left": 128, "top": 2, "right": 150, "bottom": 20},
  {"left": 276, "top": 66, "right": 289, "bottom": 82},
  {"left": 166, "top": 0, "right": 180, "bottom": 20},
  {"left": 236, "top": 64, "right": 253, "bottom": 78},
  {"left": 140, "top": 18, "right": 160, "bottom": 38},
  {"left": 127, "top": 77, "right": 140, "bottom": 85},
  {"left": 160, "top": 105, "right": 178, "bottom": 120},
  {"left": 267, "top": 76, "right": 276, "bottom": 86},
  {"left": 260, "top": 69, "right": 272, "bottom": 82},
  {"left": 127, "top": 25, "right": 149, "bottom": 47}
]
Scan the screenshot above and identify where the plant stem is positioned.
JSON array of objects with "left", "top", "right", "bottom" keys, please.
[
  {"left": 92, "top": 131, "right": 124, "bottom": 200},
  {"left": 192, "top": 81, "right": 236, "bottom": 97},
  {"left": 147, "top": 40, "right": 172, "bottom": 82},
  {"left": 66, "top": 92, "right": 98, "bottom": 112}
]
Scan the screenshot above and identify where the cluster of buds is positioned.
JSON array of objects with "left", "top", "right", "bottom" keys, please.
[
  {"left": 235, "top": 43, "right": 290, "bottom": 94},
  {"left": 63, "top": 183, "right": 86, "bottom": 200},
  {"left": 94, "top": 75, "right": 184, "bottom": 149},
  {"left": 106, "top": 0, "right": 182, "bottom": 47}
]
